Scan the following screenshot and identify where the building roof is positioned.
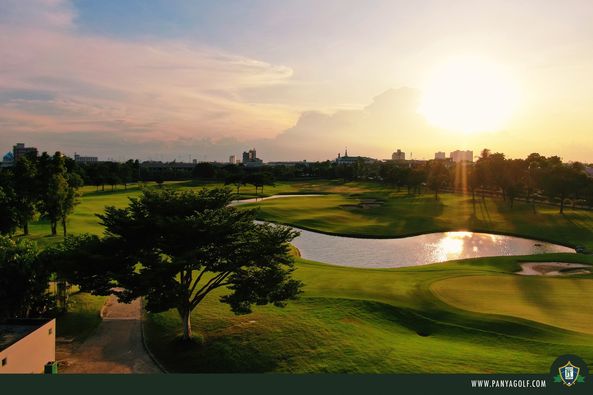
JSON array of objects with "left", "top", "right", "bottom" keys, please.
[
  {"left": 0, "top": 319, "right": 52, "bottom": 352},
  {"left": 2, "top": 152, "right": 14, "bottom": 162}
]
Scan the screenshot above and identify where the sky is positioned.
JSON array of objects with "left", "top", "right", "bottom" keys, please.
[{"left": 1, "top": 0, "right": 593, "bottom": 162}]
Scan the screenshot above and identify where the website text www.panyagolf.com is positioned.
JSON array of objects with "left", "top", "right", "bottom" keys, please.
[{"left": 470, "top": 379, "right": 546, "bottom": 389}]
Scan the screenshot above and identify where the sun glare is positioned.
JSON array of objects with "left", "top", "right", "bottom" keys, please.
[{"left": 418, "top": 56, "right": 521, "bottom": 134}]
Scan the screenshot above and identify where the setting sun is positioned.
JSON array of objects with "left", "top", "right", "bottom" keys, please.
[{"left": 418, "top": 56, "right": 521, "bottom": 134}]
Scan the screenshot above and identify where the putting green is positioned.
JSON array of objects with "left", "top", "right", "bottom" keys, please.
[{"left": 430, "top": 274, "right": 593, "bottom": 335}]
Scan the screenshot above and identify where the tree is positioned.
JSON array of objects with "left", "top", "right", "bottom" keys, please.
[
  {"left": 502, "top": 159, "right": 527, "bottom": 208},
  {"left": 12, "top": 155, "right": 38, "bottom": 235},
  {"left": 106, "top": 162, "right": 121, "bottom": 191},
  {"left": 466, "top": 165, "right": 480, "bottom": 210},
  {"left": 37, "top": 152, "right": 81, "bottom": 236},
  {"left": 60, "top": 172, "right": 83, "bottom": 236},
  {"left": 192, "top": 162, "right": 216, "bottom": 179},
  {"left": 224, "top": 173, "right": 245, "bottom": 196},
  {"left": 406, "top": 167, "right": 425, "bottom": 195},
  {"left": 540, "top": 162, "right": 581, "bottom": 214},
  {"left": 55, "top": 188, "right": 302, "bottom": 341},
  {"left": 427, "top": 160, "right": 450, "bottom": 200},
  {"left": 525, "top": 153, "right": 546, "bottom": 213},
  {"left": 247, "top": 172, "right": 275, "bottom": 197},
  {"left": 0, "top": 183, "right": 19, "bottom": 235},
  {"left": 0, "top": 236, "right": 54, "bottom": 319},
  {"left": 120, "top": 160, "right": 136, "bottom": 190}
]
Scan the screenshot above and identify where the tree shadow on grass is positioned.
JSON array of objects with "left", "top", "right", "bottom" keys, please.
[{"left": 386, "top": 194, "right": 446, "bottom": 234}]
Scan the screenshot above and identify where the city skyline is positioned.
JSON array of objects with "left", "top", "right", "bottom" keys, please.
[{"left": 2, "top": 1, "right": 593, "bottom": 162}]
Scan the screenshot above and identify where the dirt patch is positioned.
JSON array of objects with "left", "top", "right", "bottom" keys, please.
[{"left": 517, "top": 262, "right": 592, "bottom": 276}]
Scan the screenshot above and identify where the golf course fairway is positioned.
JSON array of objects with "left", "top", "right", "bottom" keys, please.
[{"left": 24, "top": 180, "right": 593, "bottom": 373}]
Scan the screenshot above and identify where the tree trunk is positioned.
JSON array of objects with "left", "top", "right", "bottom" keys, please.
[
  {"left": 51, "top": 221, "right": 57, "bottom": 236},
  {"left": 23, "top": 221, "right": 29, "bottom": 236},
  {"left": 180, "top": 308, "right": 192, "bottom": 341},
  {"left": 62, "top": 217, "right": 67, "bottom": 237},
  {"left": 560, "top": 197, "right": 564, "bottom": 214}
]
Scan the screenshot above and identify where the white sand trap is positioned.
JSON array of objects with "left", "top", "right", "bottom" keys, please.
[{"left": 517, "top": 262, "right": 592, "bottom": 276}]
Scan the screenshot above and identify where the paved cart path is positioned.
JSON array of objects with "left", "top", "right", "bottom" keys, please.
[{"left": 57, "top": 295, "right": 161, "bottom": 373}]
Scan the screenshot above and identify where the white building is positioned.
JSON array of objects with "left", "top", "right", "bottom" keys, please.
[
  {"left": 229, "top": 155, "right": 236, "bottom": 164},
  {"left": 435, "top": 151, "right": 446, "bottom": 160}
]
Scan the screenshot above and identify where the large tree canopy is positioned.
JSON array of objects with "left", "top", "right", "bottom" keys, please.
[
  {"left": 52, "top": 187, "right": 302, "bottom": 340},
  {"left": 0, "top": 236, "right": 54, "bottom": 319}
]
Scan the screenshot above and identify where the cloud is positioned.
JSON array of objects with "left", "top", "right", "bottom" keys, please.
[
  {"left": 0, "top": 1, "right": 463, "bottom": 162},
  {"left": 0, "top": 0, "right": 296, "bottom": 144},
  {"left": 268, "top": 88, "right": 437, "bottom": 160}
]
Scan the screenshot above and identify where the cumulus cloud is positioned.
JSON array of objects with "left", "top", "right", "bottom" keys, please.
[{"left": 267, "top": 88, "right": 437, "bottom": 160}]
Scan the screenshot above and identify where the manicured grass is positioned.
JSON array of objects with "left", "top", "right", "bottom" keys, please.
[
  {"left": 20, "top": 179, "right": 593, "bottom": 372},
  {"left": 144, "top": 254, "right": 593, "bottom": 373},
  {"left": 246, "top": 191, "right": 593, "bottom": 249},
  {"left": 431, "top": 274, "right": 593, "bottom": 335},
  {"left": 25, "top": 180, "right": 312, "bottom": 247},
  {"left": 56, "top": 291, "right": 107, "bottom": 341}
]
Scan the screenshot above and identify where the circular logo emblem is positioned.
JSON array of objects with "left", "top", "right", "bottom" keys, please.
[{"left": 550, "top": 355, "right": 588, "bottom": 387}]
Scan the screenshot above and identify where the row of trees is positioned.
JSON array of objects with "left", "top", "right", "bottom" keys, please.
[
  {"left": 422, "top": 150, "right": 593, "bottom": 213},
  {"left": 80, "top": 160, "right": 140, "bottom": 191},
  {"left": 224, "top": 171, "right": 276, "bottom": 196},
  {"left": 0, "top": 152, "right": 82, "bottom": 236},
  {"left": 469, "top": 151, "right": 593, "bottom": 213}
]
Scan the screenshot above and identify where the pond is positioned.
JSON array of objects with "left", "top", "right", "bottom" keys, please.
[
  {"left": 290, "top": 229, "right": 574, "bottom": 268},
  {"left": 236, "top": 194, "right": 575, "bottom": 268}
]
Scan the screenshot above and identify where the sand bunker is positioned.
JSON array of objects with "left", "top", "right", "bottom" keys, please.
[{"left": 517, "top": 262, "right": 592, "bottom": 276}]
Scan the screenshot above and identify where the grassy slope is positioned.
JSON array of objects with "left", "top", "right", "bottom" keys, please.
[
  {"left": 431, "top": 275, "right": 593, "bottom": 335},
  {"left": 144, "top": 254, "right": 593, "bottom": 373},
  {"left": 247, "top": 191, "right": 593, "bottom": 249},
  {"left": 56, "top": 291, "right": 107, "bottom": 341}
]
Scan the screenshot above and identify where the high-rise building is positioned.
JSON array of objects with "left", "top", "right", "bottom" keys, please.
[
  {"left": 450, "top": 150, "right": 473, "bottom": 163},
  {"left": 12, "top": 143, "right": 38, "bottom": 162},
  {"left": 229, "top": 155, "right": 236, "bottom": 164},
  {"left": 435, "top": 151, "right": 446, "bottom": 160},
  {"left": 242, "top": 148, "right": 263, "bottom": 166},
  {"left": 392, "top": 149, "right": 405, "bottom": 161}
]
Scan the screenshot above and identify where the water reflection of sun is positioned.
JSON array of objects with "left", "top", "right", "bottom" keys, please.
[{"left": 433, "top": 232, "right": 474, "bottom": 262}]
